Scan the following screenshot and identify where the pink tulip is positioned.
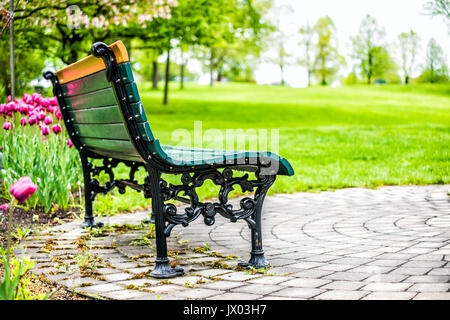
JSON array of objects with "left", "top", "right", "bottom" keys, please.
[
  {"left": 51, "top": 123, "right": 62, "bottom": 134},
  {"left": 41, "top": 124, "right": 50, "bottom": 136},
  {"left": 67, "top": 138, "right": 73, "bottom": 148},
  {"left": 20, "top": 117, "right": 28, "bottom": 126},
  {"left": 55, "top": 109, "right": 62, "bottom": 121},
  {"left": 44, "top": 115, "right": 53, "bottom": 125},
  {"left": 37, "top": 111, "right": 46, "bottom": 121},
  {"left": 9, "top": 176, "right": 38, "bottom": 203},
  {"left": 49, "top": 97, "right": 58, "bottom": 106},
  {"left": 23, "top": 93, "right": 33, "bottom": 104},
  {"left": 7, "top": 95, "right": 11, "bottom": 103},
  {"left": 28, "top": 114, "right": 38, "bottom": 125},
  {"left": 0, "top": 203, "right": 9, "bottom": 210},
  {"left": 3, "top": 121, "right": 11, "bottom": 130}
]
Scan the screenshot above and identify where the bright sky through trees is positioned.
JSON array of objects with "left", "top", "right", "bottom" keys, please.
[{"left": 255, "top": 0, "right": 450, "bottom": 87}]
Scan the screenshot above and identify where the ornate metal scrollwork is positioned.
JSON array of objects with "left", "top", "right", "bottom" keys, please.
[
  {"left": 159, "top": 168, "right": 276, "bottom": 237},
  {"left": 86, "top": 158, "right": 147, "bottom": 200}
]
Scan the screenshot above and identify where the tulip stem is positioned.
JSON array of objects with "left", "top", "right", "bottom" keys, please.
[{"left": 6, "top": 198, "right": 16, "bottom": 266}]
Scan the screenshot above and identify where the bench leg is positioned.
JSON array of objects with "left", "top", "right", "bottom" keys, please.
[
  {"left": 147, "top": 166, "right": 184, "bottom": 279},
  {"left": 238, "top": 175, "right": 275, "bottom": 270},
  {"left": 80, "top": 154, "right": 103, "bottom": 229}
]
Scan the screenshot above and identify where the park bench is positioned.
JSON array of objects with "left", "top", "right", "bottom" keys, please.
[{"left": 44, "top": 41, "right": 294, "bottom": 278}]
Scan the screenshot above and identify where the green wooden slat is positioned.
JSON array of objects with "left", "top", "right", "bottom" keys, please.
[
  {"left": 136, "top": 122, "right": 154, "bottom": 142},
  {"left": 73, "top": 123, "right": 129, "bottom": 140},
  {"left": 125, "top": 82, "right": 140, "bottom": 103},
  {"left": 87, "top": 147, "right": 143, "bottom": 162},
  {"left": 64, "top": 87, "right": 117, "bottom": 110},
  {"left": 72, "top": 122, "right": 153, "bottom": 142},
  {"left": 68, "top": 105, "right": 123, "bottom": 124},
  {"left": 61, "top": 62, "right": 134, "bottom": 97},
  {"left": 61, "top": 70, "right": 110, "bottom": 97},
  {"left": 80, "top": 138, "right": 142, "bottom": 161},
  {"left": 130, "top": 102, "right": 147, "bottom": 122},
  {"left": 117, "top": 63, "right": 134, "bottom": 83}
]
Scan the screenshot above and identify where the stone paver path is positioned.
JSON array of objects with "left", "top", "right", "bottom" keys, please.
[{"left": 18, "top": 185, "right": 450, "bottom": 300}]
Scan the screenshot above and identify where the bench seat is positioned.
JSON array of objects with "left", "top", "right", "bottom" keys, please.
[{"left": 161, "top": 145, "right": 294, "bottom": 176}]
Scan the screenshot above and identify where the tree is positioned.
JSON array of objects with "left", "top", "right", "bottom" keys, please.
[
  {"left": 418, "top": 38, "right": 449, "bottom": 83},
  {"left": 424, "top": 0, "right": 450, "bottom": 20},
  {"left": 298, "top": 22, "right": 315, "bottom": 87},
  {"left": 312, "top": 16, "right": 344, "bottom": 86},
  {"left": 265, "top": 3, "right": 294, "bottom": 86},
  {"left": 0, "top": 1, "right": 177, "bottom": 64},
  {"left": 350, "top": 15, "right": 389, "bottom": 84},
  {"left": 397, "top": 30, "right": 420, "bottom": 84}
]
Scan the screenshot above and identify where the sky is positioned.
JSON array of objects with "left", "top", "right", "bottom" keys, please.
[{"left": 253, "top": 0, "right": 450, "bottom": 87}]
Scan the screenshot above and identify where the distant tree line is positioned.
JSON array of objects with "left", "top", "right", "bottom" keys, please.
[
  {"left": 0, "top": 0, "right": 448, "bottom": 105},
  {"left": 296, "top": 12, "right": 448, "bottom": 87}
]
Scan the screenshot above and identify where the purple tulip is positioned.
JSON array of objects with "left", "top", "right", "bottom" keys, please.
[{"left": 9, "top": 176, "right": 38, "bottom": 203}]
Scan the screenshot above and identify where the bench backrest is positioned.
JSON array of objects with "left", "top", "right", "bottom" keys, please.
[{"left": 53, "top": 41, "right": 163, "bottom": 164}]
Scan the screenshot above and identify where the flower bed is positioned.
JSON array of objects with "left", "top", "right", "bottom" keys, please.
[{"left": 0, "top": 93, "right": 82, "bottom": 212}]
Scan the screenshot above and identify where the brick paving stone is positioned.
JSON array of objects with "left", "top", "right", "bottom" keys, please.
[
  {"left": 102, "top": 273, "right": 134, "bottom": 282},
  {"left": 362, "top": 282, "right": 413, "bottom": 292},
  {"left": 280, "top": 278, "right": 331, "bottom": 288},
  {"left": 404, "top": 275, "right": 450, "bottom": 283},
  {"left": 273, "top": 287, "right": 325, "bottom": 299},
  {"left": 362, "top": 291, "right": 417, "bottom": 300},
  {"left": 321, "top": 281, "right": 366, "bottom": 291},
  {"left": 315, "top": 290, "right": 369, "bottom": 300},
  {"left": 323, "top": 272, "right": 371, "bottom": 282},
  {"left": 170, "top": 288, "right": 221, "bottom": 299},
  {"left": 209, "top": 292, "right": 264, "bottom": 300},
  {"left": 78, "top": 283, "right": 124, "bottom": 294},
  {"left": 247, "top": 276, "right": 294, "bottom": 285},
  {"left": 413, "top": 292, "right": 450, "bottom": 300},
  {"left": 407, "top": 283, "right": 450, "bottom": 292},
  {"left": 230, "top": 284, "right": 281, "bottom": 295},
  {"left": 199, "top": 281, "right": 245, "bottom": 291},
  {"left": 117, "top": 278, "right": 161, "bottom": 287},
  {"left": 100, "top": 289, "right": 149, "bottom": 300}
]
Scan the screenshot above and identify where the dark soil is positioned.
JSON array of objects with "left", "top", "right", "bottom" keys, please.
[
  {"left": 0, "top": 198, "right": 78, "bottom": 247},
  {"left": 0, "top": 198, "right": 89, "bottom": 300}
]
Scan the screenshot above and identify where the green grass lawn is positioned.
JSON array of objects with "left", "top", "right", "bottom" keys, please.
[{"left": 95, "top": 82, "right": 450, "bottom": 214}]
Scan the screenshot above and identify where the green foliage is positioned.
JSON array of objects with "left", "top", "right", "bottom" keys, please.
[
  {"left": 0, "top": 256, "right": 22, "bottom": 300},
  {"left": 312, "top": 16, "right": 345, "bottom": 86},
  {"left": 0, "top": 35, "right": 46, "bottom": 97},
  {"left": 351, "top": 15, "right": 396, "bottom": 84},
  {"left": 397, "top": 30, "right": 420, "bottom": 84},
  {"left": 417, "top": 38, "right": 449, "bottom": 83},
  {"left": 0, "top": 255, "right": 48, "bottom": 300}
]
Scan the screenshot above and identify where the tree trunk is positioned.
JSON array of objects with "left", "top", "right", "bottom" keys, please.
[
  {"left": 405, "top": 74, "right": 409, "bottom": 85},
  {"left": 209, "top": 48, "right": 214, "bottom": 87},
  {"left": 180, "top": 63, "right": 185, "bottom": 90},
  {"left": 152, "top": 61, "right": 158, "bottom": 90},
  {"left": 280, "top": 64, "right": 285, "bottom": 86},
  {"left": 163, "top": 49, "right": 170, "bottom": 105}
]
